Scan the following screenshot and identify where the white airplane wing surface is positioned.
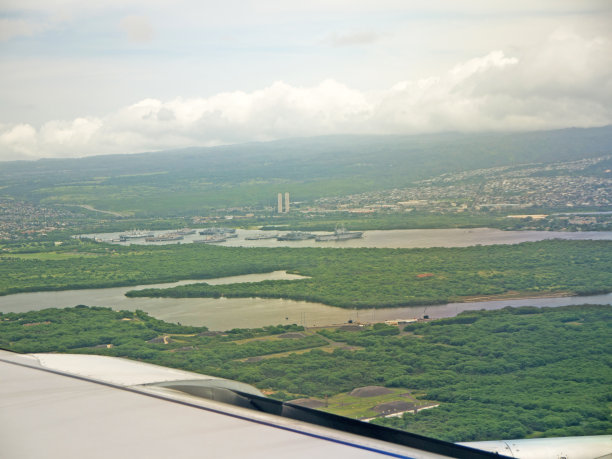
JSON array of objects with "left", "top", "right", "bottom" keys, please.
[
  {"left": 0, "top": 350, "right": 504, "bottom": 459},
  {"left": 3, "top": 350, "right": 610, "bottom": 458}
]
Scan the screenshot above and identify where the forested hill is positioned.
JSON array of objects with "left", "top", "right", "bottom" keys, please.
[{"left": 1, "top": 126, "right": 611, "bottom": 215}]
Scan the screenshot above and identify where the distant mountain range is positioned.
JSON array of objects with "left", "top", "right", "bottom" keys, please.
[{"left": 1, "top": 126, "right": 611, "bottom": 216}]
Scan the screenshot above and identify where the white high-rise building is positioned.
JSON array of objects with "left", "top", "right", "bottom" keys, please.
[
  {"left": 284, "top": 192, "right": 290, "bottom": 213},
  {"left": 277, "top": 193, "right": 283, "bottom": 213}
]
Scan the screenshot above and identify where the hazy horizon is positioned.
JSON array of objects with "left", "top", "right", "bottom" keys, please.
[
  {"left": 1, "top": 1, "right": 611, "bottom": 161},
  {"left": 1, "top": 124, "right": 612, "bottom": 164}
]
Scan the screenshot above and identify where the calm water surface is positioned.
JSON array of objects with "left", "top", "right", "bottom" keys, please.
[
  {"left": 6, "top": 229, "right": 612, "bottom": 330},
  {"left": 1, "top": 270, "right": 610, "bottom": 330},
  {"left": 81, "top": 227, "right": 612, "bottom": 249}
]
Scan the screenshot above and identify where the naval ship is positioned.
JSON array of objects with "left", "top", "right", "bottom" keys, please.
[
  {"left": 315, "top": 226, "right": 363, "bottom": 242},
  {"left": 276, "top": 231, "right": 316, "bottom": 241}
]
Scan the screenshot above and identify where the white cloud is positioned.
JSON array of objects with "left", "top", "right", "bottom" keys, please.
[
  {"left": 119, "top": 15, "right": 154, "bottom": 43},
  {"left": 449, "top": 51, "right": 518, "bottom": 83},
  {"left": 325, "top": 31, "right": 382, "bottom": 47},
  {"left": 0, "top": 124, "right": 38, "bottom": 158},
  {"left": 39, "top": 118, "right": 102, "bottom": 149},
  {"left": 0, "top": 18, "right": 43, "bottom": 42},
  {"left": 0, "top": 29, "right": 610, "bottom": 161}
]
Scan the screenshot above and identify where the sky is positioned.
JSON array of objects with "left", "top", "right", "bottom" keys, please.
[{"left": 0, "top": 0, "right": 611, "bottom": 161}]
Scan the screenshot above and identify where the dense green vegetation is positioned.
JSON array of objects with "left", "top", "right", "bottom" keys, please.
[
  {"left": 127, "top": 240, "right": 612, "bottom": 307},
  {"left": 373, "top": 306, "right": 612, "bottom": 440},
  {"left": 258, "top": 211, "right": 510, "bottom": 231},
  {"left": 503, "top": 213, "right": 612, "bottom": 232},
  {"left": 1, "top": 305, "right": 610, "bottom": 442},
  {"left": 0, "top": 306, "right": 206, "bottom": 353},
  {"left": 254, "top": 208, "right": 612, "bottom": 233},
  {"left": 2, "top": 127, "right": 610, "bottom": 215},
  {"left": 2, "top": 239, "right": 611, "bottom": 307}
]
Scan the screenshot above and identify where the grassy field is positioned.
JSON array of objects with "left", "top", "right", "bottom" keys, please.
[
  {"left": 317, "top": 387, "right": 435, "bottom": 420},
  {"left": 1, "top": 252, "right": 102, "bottom": 260},
  {"left": 232, "top": 330, "right": 363, "bottom": 361}
]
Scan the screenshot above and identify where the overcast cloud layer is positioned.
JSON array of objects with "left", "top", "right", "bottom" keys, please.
[{"left": 1, "top": 1, "right": 611, "bottom": 160}]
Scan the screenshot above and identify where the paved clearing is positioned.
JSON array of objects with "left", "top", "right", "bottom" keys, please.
[{"left": 349, "top": 386, "right": 394, "bottom": 397}]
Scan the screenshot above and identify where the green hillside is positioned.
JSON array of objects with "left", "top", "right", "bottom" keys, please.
[{"left": 1, "top": 126, "right": 610, "bottom": 216}]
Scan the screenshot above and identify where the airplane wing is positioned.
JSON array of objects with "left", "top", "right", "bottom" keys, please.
[
  {"left": 3, "top": 350, "right": 611, "bottom": 458},
  {"left": 0, "top": 350, "right": 503, "bottom": 459}
]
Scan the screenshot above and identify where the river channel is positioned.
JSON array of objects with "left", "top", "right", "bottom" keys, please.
[
  {"left": 1, "top": 271, "right": 610, "bottom": 330},
  {"left": 6, "top": 228, "right": 612, "bottom": 329}
]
